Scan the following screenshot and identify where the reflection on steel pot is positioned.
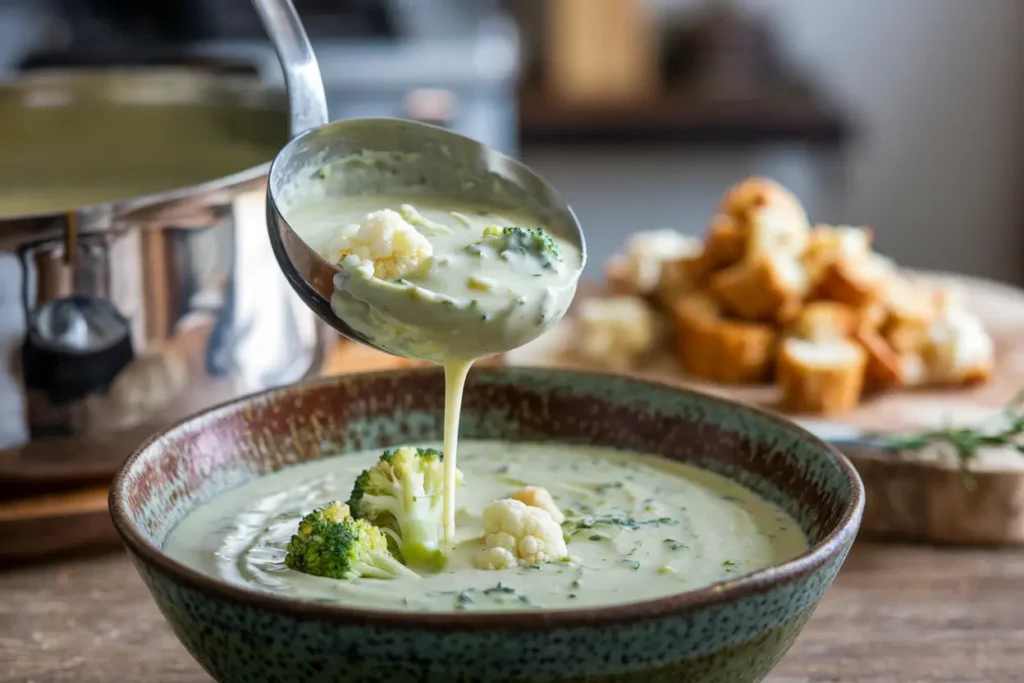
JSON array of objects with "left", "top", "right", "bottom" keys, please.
[{"left": 0, "top": 69, "right": 325, "bottom": 471}]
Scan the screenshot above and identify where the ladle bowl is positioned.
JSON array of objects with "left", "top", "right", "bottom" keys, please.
[
  {"left": 255, "top": 0, "right": 585, "bottom": 355},
  {"left": 265, "top": 118, "right": 586, "bottom": 353}
]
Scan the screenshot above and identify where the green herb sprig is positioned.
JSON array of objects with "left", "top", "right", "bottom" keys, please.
[{"left": 882, "top": 390, "right": 1024, "bottom": 485}]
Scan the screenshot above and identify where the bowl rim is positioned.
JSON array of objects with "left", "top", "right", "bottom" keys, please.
[{"left": 109, "top": 366, "right": 865, "bottom": 631}]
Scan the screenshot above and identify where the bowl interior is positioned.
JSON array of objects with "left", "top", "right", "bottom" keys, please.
[{"left": 112, "top": 367, "right": 861, "bottom": 603}]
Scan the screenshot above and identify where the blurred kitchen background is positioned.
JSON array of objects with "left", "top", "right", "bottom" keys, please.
[{"left": 0, "top": 0, "right": 1021, "bottom": 282}]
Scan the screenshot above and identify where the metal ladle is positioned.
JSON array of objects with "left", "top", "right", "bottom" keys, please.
[{"left": 253, "top": 0, "right": 585, "bottom": 355}]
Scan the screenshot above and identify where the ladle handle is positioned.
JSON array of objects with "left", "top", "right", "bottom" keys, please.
[{"left": 252, "top": 0, "right": 330, "bottom": 137}]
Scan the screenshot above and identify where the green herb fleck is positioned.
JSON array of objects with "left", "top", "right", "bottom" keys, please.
[
  {"left": 663, "top": 539, "right": 689, "bottom": 551},
  {"left": 563, "top": 515, "right": 677, "bottom": 534}
]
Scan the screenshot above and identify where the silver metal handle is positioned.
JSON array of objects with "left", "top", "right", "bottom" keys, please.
[{"left": 251, "top": 0, "right": 329, "bottom": 137}]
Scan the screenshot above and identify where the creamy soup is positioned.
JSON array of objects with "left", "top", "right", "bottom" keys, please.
[
  {"left": 164, "top": 440, "right": 808, "bottom": 613},
  {"left": 288, "top": 194, "right": 584, "bottom": 542},
  {"left": 289, "top": 195, "right": 583, "bottom": 363},
  {"left": 0, "top": 105, "right": 283, "bottom": 216}
]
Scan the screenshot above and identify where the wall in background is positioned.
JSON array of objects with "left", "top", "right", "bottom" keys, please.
[{"left": 523, "top": 0, "right": 1024, "bottom": 283}]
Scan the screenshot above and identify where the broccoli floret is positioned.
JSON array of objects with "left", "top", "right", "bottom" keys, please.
[
  {"left": 284, "top": 501, "right": 419, "bottom": 581},
  {"left": 347, "top": 447, "right": 463, "bottom": 571},
  {"left": 467, "top": 225, "right": 561, "bottom": 270}
]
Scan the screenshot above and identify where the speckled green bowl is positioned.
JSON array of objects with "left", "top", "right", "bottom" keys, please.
[{"left": 110, "top": 367, "right": 863, "bottom": 683}]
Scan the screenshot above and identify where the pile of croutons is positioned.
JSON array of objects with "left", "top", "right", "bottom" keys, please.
[{"left": 586, "top": 177, "right": 994, "bottom": 415}]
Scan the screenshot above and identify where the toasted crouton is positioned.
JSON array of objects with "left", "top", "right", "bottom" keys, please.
[
  {"left": 746, "top": 207, "right": 811, "bottom": 259},
  {"left": 898, "top": 353, "right": 929, "bottom": 387},
  {"left": 604, "top": 256, "right": 634, "bottom": 295},
  {"left": 801, "top": 225, "right": 873, "bottom": 286},
  {"left": 656, "top": 251, "right": 712, "bottom": 309},
  {"left": 709, "top": 255, "right": 809, "bottom": 321},
  {"left": 922, "top": 308, "right": 995, "bottom": 385},
  {"left": 719, "top": 177, "right": 783, "bottom": 215},
  {"left": 854, "top": 327, "right": 904, "bottom": 390},
  {"left": 882, "top": 275, "right": 939, "bottom": 326},
  {"left": 672, "top": 292, "right": 778, "bottom": 384},
  {"left": 719, "top": 178, "right": 811, "bottom": 259},
  {"left": 719, "top": 177, "right": 807, "bottom": 226},
  {"left": 703, "top": 215, "right": 747, "bottom": 270},
  {"left": 605, "top": 230, "right": 703, "bottom": 297},
  {"left": 774, "top": 297, "right": 804, "bottom": 326},
  {"left": 788, "top": 302, "right": 859, "bottom": 341},
  {"left": 776, "top": 338, "right": 867, "bottom": 414},
  {"left": 883, "top": 319, "right": 930, "bottom": 355},
  {"left": 857, "top": 301, "right": 888, "bottom": 333},
  {"left": 815, "top": 254, "right": 893, "bottom": 308},
  {"left": 577, "top": 296, "right": 660, "bottom": 371}
]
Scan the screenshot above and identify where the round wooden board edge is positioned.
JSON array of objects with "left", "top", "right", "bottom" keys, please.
[{"left": 838, "top": 447, "right": 1024, "bottom": 545}]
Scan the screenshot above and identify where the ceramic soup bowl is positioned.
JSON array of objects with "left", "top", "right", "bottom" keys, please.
[{"left": 110, "top": 367, "right": 863, "bottom": 683}]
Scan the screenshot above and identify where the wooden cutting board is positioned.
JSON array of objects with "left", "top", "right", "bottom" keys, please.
[{"left": 505, "top": 272, "right": 1024, "bottom": 545}]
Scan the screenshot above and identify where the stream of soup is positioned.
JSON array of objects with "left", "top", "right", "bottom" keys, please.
[
  {"left": 164, "top": 440, "right": 808, "bottom": 613},
  {"left": 288, "top": 195, "right": 583, "bottom": 542}
]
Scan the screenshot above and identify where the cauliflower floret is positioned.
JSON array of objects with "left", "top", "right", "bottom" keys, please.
[
  {"left": 576, "top": 296, "right": 659, "bottom": 370},
  {"left": 473, "top": 499, "right": 568, "bottom": 570},
  {"left": 328, "top": 209, "right": 433, "bottom": 280},
  {"left": 509, "top": 486, "right": 565, "bottom": 524},
  {"left": 610, "top": 229, "right": 702, "bottom": 295},
  {"left": 475, "top": 546, "right": 518, "bottom": 570}
]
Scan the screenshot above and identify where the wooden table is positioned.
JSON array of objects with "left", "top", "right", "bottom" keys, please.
[{"left": 0, "top": 541, "right": 1020, "bottom": 682}]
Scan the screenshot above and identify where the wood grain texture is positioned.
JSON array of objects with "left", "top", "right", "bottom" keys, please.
[
  {"left": 0, "top": 487, "right": 115, "bottom": 565},
  {"left": 0, "top": 542, "right": 1021, "bottom": 682},
  {"left": 506, "top": 273, "right": 1024, "bottom": 545}
]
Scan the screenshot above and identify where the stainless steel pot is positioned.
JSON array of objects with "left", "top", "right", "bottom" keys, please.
[{"left": 0, "top": 69, "right": 325, "bottom": 478}]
